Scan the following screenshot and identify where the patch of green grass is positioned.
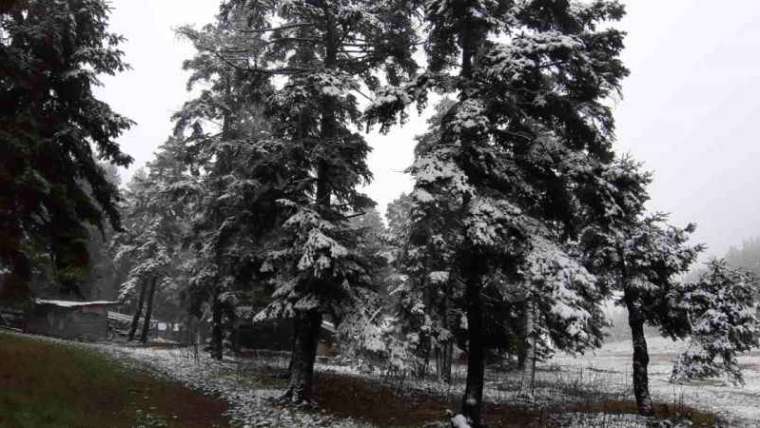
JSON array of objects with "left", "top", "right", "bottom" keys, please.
[{"left": 0, "top": 332, "right": 228, "bottom": 428}]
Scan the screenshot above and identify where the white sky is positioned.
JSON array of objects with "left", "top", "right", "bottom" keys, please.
[{"left": 97, "top": 0, "right": 760, "bottom": 258}]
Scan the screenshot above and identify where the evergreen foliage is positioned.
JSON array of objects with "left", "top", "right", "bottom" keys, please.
[
  {"left": 114, "top": 138, "right": 192, "bottom": 342},
  {"left": 11, "top": 1, "right": 759, "bottom": 425},
  {"left": 368, "top": 1, "right": 629, "bottom": 425},
  {"left": 174, "top": 8, "right": 286, "bottom": 359},
  {"left": 0, "top": 0, "right": 132, "bottom": 298},
  {"left": 196, "top": 0, "right": 420, "bottom": 402},
  {"left": 672, "top": 259, "right": 760, "bottom": 385},
  {"left": 579, "top": 155, "right": 702, "bottom": 416}
]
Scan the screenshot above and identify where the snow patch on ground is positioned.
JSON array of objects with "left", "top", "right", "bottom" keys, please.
[
  {"left": 554, "top": 413, "right": 663, "bottom": 428},
  {"left": 93, "top": 344, "right": 373, "bottom": 428},
  {"left": 450, "top": 414, "right": 471, "bottom": 428},
  {"left": 550, "top": 336, "right": 760, "bottom": 426},
  {"left": 9, "top": 331, "right": 759, "bottom": 427}
]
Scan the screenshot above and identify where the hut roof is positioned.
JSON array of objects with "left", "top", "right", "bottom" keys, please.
[{"left": 34, "top": 299, "right": 119, "bottom": 308}]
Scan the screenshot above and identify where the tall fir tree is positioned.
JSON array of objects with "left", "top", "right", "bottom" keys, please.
[
  {"left": 580, "top": 157, "right": 703, "bottom": 416},
  {"left": 0, "top": 0, "right": 132, "bottom": 299},
  {"left": 204, "top": 0, "right": 419, "bottom": 402},
  {"left": 368, "top": 1, "right": 629, "bottom": 425},
  {"left": 114, "top": 138, "right": 191, "bottom": 343},
  {"left": 173, "top": 6, "right": 283, "bottom": 359}
]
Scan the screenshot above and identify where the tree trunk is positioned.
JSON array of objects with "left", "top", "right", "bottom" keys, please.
[
  {"left": 461, "top": 275, "right": 485, "bottom": 427},
  {"left": 523, "top": 300, "right": 536, "bottom": 391},
  {"left": 418, "top": 334, "right": 432, "bottom": 378},
  {"left": 625, "top": 290, "right": 654, "bottom": 416},
  {"left": 139, "top": 277, "right": 158, "bottom": 343},
  {"left": 435, "top": 346, "right": 443, "bottom": 379},
  {"left": 210, "top": 290, "right": 224, "bottom": 360},
  {"left": 128, "top": 282, "right": 147, "bottom": 341},
  {"left": 441, "top": 286, "right": 453, "bottom": 384},
  {"left": 516, "top": 301, "right": 529, "bottom": 371},
  {"left": 232, "top": 317, "right": 241, "bottom": 356},
  {"left": 441, "top": 341, "right": 453, "bottom": 384},
  {"left": 283, "top": 310, "right": 322, "bottom": 404},
  {"left": 433, "top": 287, "right": 453, "bottom": 383}
]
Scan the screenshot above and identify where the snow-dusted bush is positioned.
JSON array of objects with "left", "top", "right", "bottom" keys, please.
[{"left": 671, "top": 259, "right": 760, "bottom": 385}]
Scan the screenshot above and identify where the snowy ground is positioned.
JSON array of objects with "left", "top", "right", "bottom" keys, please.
[
  {"left": 92, "top": 338, "right": 760, "bottom": 428},
  {"left": 10, "top": 331, "right": 758, "bottom": 427},
  {"left": 548, "top": 336, "right": 760, "bottom": 426},
  {"left": 96, "top": 337, "right": 752, "bottom": 427},
  {"left": 94, "top": 343, "right": 374, "bottom": 428},
  {"left": 96, "top": 342, "right": 666, "bottom": 428}
]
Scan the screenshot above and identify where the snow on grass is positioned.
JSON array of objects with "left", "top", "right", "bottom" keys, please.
[
  {"left": 554, "top": 413, "right": 654, "bottom": 428},
  {"left": 93, "top": 344, "right": 373, "bottom": 428},
  {"left": 9, "top": 331, "right": 753, "bottom": 426},
  {"left": 549, "top": 336, "right": 760, "bottom": 426}
]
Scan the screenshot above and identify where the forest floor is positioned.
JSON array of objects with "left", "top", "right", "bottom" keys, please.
[
  {"left": 0, "top": 331, "right": 228, "bottom": 428},
  {"left": 3, "top": 330, "right": 755, "bottom": 427},
  {"left": 91, "top": 338, "right": 726, "bottom": 427}
]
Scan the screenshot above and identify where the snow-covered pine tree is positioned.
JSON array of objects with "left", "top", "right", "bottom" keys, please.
[
  {"left": 367, "top": 2, "right": 629, "bottom": 425},
  {"left": 580, "top": 157, "right": 702, "bottom": 416},
  {"left": 386, "top": 101, "right": 463, "bottom": 382},
  {"left": 366, "top": 1, "right": 630, "bottom": 425},
  {"left": 114, "top": 138, "right": 192, "bottom": 343},
  {"left": 394, "top": 101, "right": 604, "bottom": 386},
  {"left": 0, "top": 0, "right": 133, "bottom": 299},
  {"left": 328, "top": 208, "right": 403, "bottom": 368},
  {"left": 173, "top": 5, "right": 286, "bottom": 360},
  {"left": 114, "top": 169, "right": 150, "bottom": 341},
  {"left": 203, "top": 0, "right": 419, "bottom": 403},
  {"left": 387, "top": 193, "right": 415, "bottom": 242},
  {"left": 671, "top": 259, "right": 759, "bottom": 385}
]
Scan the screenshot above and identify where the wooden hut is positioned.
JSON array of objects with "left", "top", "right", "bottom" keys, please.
[{"left": 26, "top": 299, "right": 118, "bottom": 341}]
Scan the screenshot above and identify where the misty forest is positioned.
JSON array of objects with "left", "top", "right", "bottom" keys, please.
[{"left": 2, "top": 1, "right": 760, "bottom": 427}]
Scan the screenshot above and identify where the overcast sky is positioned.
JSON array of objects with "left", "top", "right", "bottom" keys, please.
[{"left": 97, "top": 0, "right": 760, "bottom": 259}]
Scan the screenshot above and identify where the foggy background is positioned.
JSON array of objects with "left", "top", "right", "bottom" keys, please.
[{"left": 96, "top": 0, "right": 760, "bottom": 259}]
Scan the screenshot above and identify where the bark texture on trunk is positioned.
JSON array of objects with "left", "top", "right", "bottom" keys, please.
[
  {"left": 139, "top": 277, "right": 158, "bottom": 343},
  {"left": 434, "top": 286, "right": 453, "bottom": 383},
  {"left": 436, "top": 341, "right": 453, "bottom": 384},
  {"left": 523, "top": 300, "right": 536, "bottom": 390},
  {"left": 231, "top": 317, "right": 241, "bottom": 355},
  {"left": 461, "top": 275, "right": 485, "bottom": 427},
  {"left": 283, "top": 310, "right": 322, "bottom": 403},
  {"left": 417, "top": 334, "right": 432, "bottom": 378},
  {"left": 128, "top": 282, "right": 147, "bottom": 341},
  {"left": 625, "top": 290, "right": 654, "bottom": 416},
  {"left": 211, "top": 290, "right": 224, "bottom": 360},
  {"left": 516, "top": 300, "right": 529, "bottom": 371}
]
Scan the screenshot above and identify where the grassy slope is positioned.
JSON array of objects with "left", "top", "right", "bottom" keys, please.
[{"left": 0, "top": 332, "right": 228, "bottom": 428}]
